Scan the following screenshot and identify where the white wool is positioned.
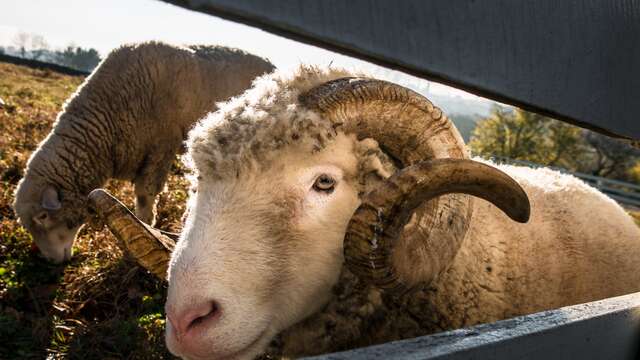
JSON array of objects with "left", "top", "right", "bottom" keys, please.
[
  {"left": 185, "top": 65, "right": 355, "bottom": 180},
  {"left": 170, "top": 65, "right": 640, "bottom": 359}
]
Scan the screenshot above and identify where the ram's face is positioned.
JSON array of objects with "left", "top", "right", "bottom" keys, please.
[{"left": 165, "top": 133, "right": 361, "bottom": 360}]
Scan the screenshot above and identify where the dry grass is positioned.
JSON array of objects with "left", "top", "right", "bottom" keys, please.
[
  {"left": 2, "top": 61, "right": 639, "bottom": 360},
  {"left": 0, "top": 62, "right": 188, "bottom": 359}
]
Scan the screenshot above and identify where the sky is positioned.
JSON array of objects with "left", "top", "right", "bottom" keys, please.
[{"left": 0, "top": 0, "right": 494, "bottom": 110}]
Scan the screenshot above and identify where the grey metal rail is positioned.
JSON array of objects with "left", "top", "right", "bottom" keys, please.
[{"left": 490, "top": 156, "right": 640, "bottom": 208}]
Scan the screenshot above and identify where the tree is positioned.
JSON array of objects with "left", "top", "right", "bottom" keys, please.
[
  {"left": 29, "top": 34, "right": 49, "bottom": 60},
  {"left": 582, "top": 131, "right": 640, "bottom": 179},
  {"left": 56, "top": 45, "right": 77, "bottom": 67},
  {"left": 55, "top": 45, "right": 101, "bottom": 71},
  {"left": 12, "top": 32, "right": 30, "bottom": 58},
  {"left": 469, "top": 105, "right": 640, "bottom": 181},
  {"left": 10, "top": 32, "right": 50, "bottom": 60},
  {"left": 468, "top": 105, "right": 586, "bottom": 169}
]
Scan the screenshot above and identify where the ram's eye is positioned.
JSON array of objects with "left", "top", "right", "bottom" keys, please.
[{"left": 313, "top": 174, "right": 336, "bottom": 193}]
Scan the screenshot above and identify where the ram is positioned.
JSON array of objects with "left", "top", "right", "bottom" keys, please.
[
  {"left": 91, "top": 66, "right": 640, "bottom": 360},
  {"left": 13, "top": 41, "right": 274, "bottom": 263}
]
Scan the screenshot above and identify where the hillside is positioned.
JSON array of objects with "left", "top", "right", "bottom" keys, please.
[
  {"left": 449, "top": 113, "right": 479, "bottom": 142},
  {"left": 0, "top": 61, "right": 181, "bottom": 359}
]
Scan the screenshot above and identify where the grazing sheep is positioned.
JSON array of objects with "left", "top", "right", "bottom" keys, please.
[
  {"left": 91, "top": 65, "right": 640, "bottom": 360},
  {"left": 13, "top": 41, "right": 274, "bottom": 263}
]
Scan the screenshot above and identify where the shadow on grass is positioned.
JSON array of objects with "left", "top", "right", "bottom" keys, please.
[
  {"left": 0, "top": 227, "right": 65, "bottom": 359},
  {"left": 0, "top": 226, "right": 175, "bottom": 359},
  {"left": 60, "top": 256, "right": 175, "bottom": 359}
]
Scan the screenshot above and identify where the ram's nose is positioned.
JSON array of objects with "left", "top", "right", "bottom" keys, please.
[{"left": 166, "top": 300, "right": 220, "bottom": 338}]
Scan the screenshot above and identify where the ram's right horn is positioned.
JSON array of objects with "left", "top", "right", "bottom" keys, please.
[{"left": 88, "top": 189, "right": 175, "bottom": 280}]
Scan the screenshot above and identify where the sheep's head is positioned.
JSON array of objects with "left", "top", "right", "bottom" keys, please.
[
  {"left": 14, "top": 177, "right": 84, "bottom": 263},
  {"left": 90, "top": 66, "right": 529, "bottom": 360}
]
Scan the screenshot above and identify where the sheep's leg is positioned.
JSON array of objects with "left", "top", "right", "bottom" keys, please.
[
  {"left": 135, "top": 193, "right": 156, "bottom": 225},
  {"left": 134, "top": 152, "right": 174, "bottom": 226}
]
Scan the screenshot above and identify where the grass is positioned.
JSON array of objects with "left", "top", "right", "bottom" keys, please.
[
  {"left": 0, "top": 62, "right": 188, "bottom": 359},
  {"left": 2, "top": 61, "right": 640, "bottom": 360}
]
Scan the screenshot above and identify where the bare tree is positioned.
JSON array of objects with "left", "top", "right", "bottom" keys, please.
[
  {"left": 30, "top": 34, "right": 49, "bottom": 60},
  {"left": 583, "top": 131, "right": 640, "bottom": 179},
  {"left": 12, "top": 32, "right": 30, "bottom": 58}
]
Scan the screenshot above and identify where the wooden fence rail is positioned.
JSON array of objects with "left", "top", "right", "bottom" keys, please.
[{"left": 308, "top": 292, "right": 640, "bottom": 360}]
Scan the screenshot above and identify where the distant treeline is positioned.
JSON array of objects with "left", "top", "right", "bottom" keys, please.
[
  {"left": 1, "top": 32, "right": 102, "bottom": 72},
  {"left": 0, "top": 53, "right": 89, "bottom": 76}
]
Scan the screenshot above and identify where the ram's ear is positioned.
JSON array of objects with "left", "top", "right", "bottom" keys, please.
[{"left": 41, "top": 185, "right": 61, "bottom": 211}]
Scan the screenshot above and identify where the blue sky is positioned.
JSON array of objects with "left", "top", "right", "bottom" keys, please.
[{"left": 0, "top": 0, "right": 493, "bottom": 109}]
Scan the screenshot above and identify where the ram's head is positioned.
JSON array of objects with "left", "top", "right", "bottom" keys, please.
[{"left": 90, "top": 67, "right": 529, "bottom": 360}]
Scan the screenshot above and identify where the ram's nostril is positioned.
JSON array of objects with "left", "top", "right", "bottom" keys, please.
[
  {"left": 169, "top": 301, "right": 220, "bottom": 336},
  {"left": 186, "top": 302, "right": 218, "bottom": 331}
]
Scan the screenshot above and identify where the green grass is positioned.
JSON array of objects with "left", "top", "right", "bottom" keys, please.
[{"left": 0, "top": 62, "right": 186, "bottom": 359}]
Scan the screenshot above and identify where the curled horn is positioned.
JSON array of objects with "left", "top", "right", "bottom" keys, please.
[
  {"left": 344, "top": 159, "right": 529, "bottom": 293},
  {"left": 88, "top": 189, "right": 175, "bottom": 279},
  {"left": 300, "top": 78, "right": 530, "bottom": 293}
]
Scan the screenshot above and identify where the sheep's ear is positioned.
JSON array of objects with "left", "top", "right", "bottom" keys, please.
[
  {"left": 33, "top": 211, "right": 51, "bottom": 227},
  {"left": 41, "top": 185, "right": 61, "bottom": 211}
]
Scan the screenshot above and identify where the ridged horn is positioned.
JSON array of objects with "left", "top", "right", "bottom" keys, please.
[
  {"left": 87, "top": 189, "right": 176, "bottom": 279},
  {"left": 345, "top": 159, "right": 529, "bottom": 293},
  {"left": 300, "top": 78, "right": 530, "bottom": 293}
]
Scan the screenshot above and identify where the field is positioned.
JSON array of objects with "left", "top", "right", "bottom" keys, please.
[
  {"left": 0, "top": 62, "right": 187, "bottom": 359},
  {"left": 2, "top": 61, "right": 640, "bottom": 360}
]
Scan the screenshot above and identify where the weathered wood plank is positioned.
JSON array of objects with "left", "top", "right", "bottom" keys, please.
[
  {"left": 161, "top": 0, "right": 640, "bottom": 140},
  {"left": 305, "top": 292, "right": 640, "bottom": 360}
]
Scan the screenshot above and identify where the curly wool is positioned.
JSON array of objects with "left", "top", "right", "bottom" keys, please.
[
  {"left": 14, "top": 40, "right": 274, "bottom": 232},
  {"left": 266, "top": 158, "right": 640, "bottom": 357},
  {"left": 186, "top": 66, "right": 358, "bottom": 179},
  {"left": 180, "top": 65, "right": 640, "bottom": 359}
]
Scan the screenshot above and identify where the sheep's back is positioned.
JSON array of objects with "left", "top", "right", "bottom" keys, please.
[{"left": 448, "top": 164, "right": 640, "bottom": 325}]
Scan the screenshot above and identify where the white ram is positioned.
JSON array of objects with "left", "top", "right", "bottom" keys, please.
[{"left": 91, "top": 65, "right": 640, "bottom": 360}]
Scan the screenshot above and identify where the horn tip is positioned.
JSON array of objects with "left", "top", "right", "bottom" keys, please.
[{"left": 512, "top": 200, "right": 531, "bottom": 223}]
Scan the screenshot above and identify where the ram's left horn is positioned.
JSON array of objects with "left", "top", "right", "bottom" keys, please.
[
  {"left": 344, "top": 159, "right": 530, "bottom": 293},
  {"left": 88, "top": 189, "right": 175, "bottom": 279}
]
